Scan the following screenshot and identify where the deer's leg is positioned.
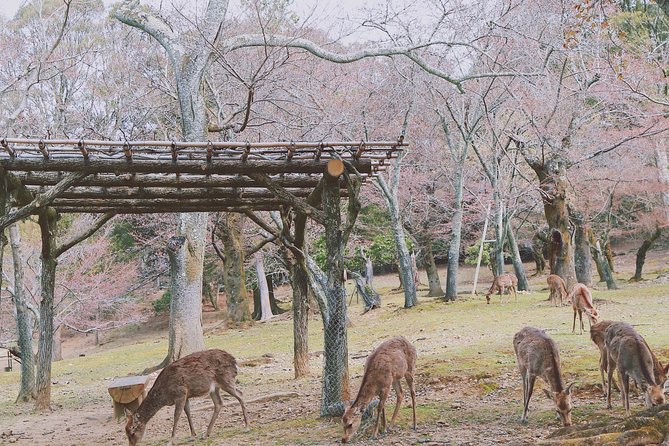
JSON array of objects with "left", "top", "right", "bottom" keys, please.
[
  {"left": 599, "top": 352, "right": 608, "bottom": 397},
  {"left": 172, "top": 397, "right": 187, "bottom": 444},
  {"left": 389, "top": 380, "right": 404, "bottom": 429},
  {"left": 205, "top": 388, "right": 223, "bottom": 438},
  {"left": 222, "top": 384, "right": 249, "bottom": 427},
  {"left": 374, "top": 390, "right": 389, "bottom": 437},
  {"left": 406, "top": 374, "right": 417, "bottom": 430},
  {"left": 513, "top": 286, "right": 517, "bottom": 303},
  {"left": 184, "top": 399, "right": 196, "bottom": 437},
  {"left": 572, "top": 310, "right": 577, "bottom": 333},
  {"left": 579, "top": 310, "right": 585, "bottom": 335},
  {"left": 620, "top": 371, "right": 630, "bottom": 416},
  {"left": 523, "top": 373, "right": 536, "bottom": 423},
  {"left": 607, "top": 358, "right": 617, "bottom": 409}
]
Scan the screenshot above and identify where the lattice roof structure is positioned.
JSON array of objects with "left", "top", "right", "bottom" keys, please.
[{"left": 0, "top": 137, "right": 405, "bottom": 214}]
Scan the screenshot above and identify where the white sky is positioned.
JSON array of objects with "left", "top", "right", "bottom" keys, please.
[{"left": 0, "top": 0, "right": 383, "bottom": 27}]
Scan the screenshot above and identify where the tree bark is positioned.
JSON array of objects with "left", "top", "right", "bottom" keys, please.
[
  {"left": 320, "top": 173, "right": 350, "bottom": 415},
  {"left": 445, "top": 165, "right": 465, "bottom": 301},
  {"left": 35, "top": 209, "right": 57, "bottom": 411},
  {"left": 376, "top": 174, "right": 417, "bottom": 308},
  {"left": 531, "top": 229, "right": 547, "bottom": 275},
  {"left": 505, "top": 219, "right": 529, "bottom": 291},
  {"left": 632, "top": 227, "right": 662, "bottom": 281},
  {"left": 526, "top": 156, "right": 577, "bottom": 288},
  {"left": 589, "top": 230, "right": 617, "bottom": 289},
  {"left": 162, "top": 224, "right": 206, "bottom": 365},
  {"left": 51, "top": 325, "right": 63, "bottom": 362},
  {"left": 423, "top": 240, "right": 444, "bottom": 297},
  {"left": 572, "top": 213, "right": 593, "bottom": 287},
  {"left": 492, "top": 193, "right": 505, "bottom": 276},
  {"left": 219, "top": 213, "right": 251, "bottom": 323},
  {"left": 255, "top": 253, "right": 273, "bottom": 321},
  {"left": 9, "top": 223, "right": 36, "bottom": 402},
  {"left": 290, "top": 211, "right": 311, "bottom": 378}
]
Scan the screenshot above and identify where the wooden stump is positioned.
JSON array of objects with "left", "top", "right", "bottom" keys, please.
[{"left": 108, "top": 375, "right": 150, "bottom": 420}]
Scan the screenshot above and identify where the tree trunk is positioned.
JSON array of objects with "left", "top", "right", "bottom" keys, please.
[
  {"left": 423, "top": 241, "right": 443, "bottom": 297},
  {"left": 290, "top": 259, "right": 310, "bottom": 378},
  {"left": 632, "top": 227, "right": 662, "bottom": 281},
  {"left": 589, "top": 231, "right": 617, "bottom": 289},
  {"left": 505, "top": 219, "right": 529, "bottom": 291},
  {"left": 35, "top": 210, "right": 57, "bottom": 411},
  {"left": 445, "top": 169, "right": 465, "bottom": 301},
  {"left": 531, "top": 229, "right": 547, "bottom": 275},
  {"left": 573, "top": 216, "right": 593, "bottom": 287},
  {"left": 349, "top": 271, "right": 381, "bottom": 312},
  {"left": 51, "top": 325, "right": 63, "bottom": 362},
  {"left": 320, "top": 173, "right": 349, "bottom": 416},
  {"left": 410, "top": 251, "right": 420, "bottom": 287},
  {"left": 376, "top": 175, "right": 417, "bottom": 307},
  {"left": 531, "top": 157, "right": 577, "bottom": 288},
  {"left": 603, "top": 239, "right": 615, "bottom": 273},
  {"left": 255, "top": 253, "right": 273, "bottom": 321},
  {"left": 219, "top": 213, "right": 251, "bottom": 323},
  {"left": 162, "top": 218, "right": 207, "bottom": 365},
  {"left": 493, "top": 193, "right": 505, "bottom": 276},
  {"left": 9, "top": 223, "right": 36, "bottom": 402},
  {"left": 364, "top": 256, "right": 374, "bottom": 288}
]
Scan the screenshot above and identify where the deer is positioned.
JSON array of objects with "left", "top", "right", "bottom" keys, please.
[
  {"left": 590, "top": 320, "right": 618, "bottom": 397},
  {"left": 513, "top": 327, "right": 574, "bottom": 426},
  {"left": 485, "top": 272, "right": 518, "bottom": 304},
  {"left": 546, "top": 274, "right": 567, "bottom": 307},
  {"left": 604, "top": 322, "right": 668, "bottom": 415},
  {"left": 567, "top": 283, "right": 599, "bottom": 334},
  {"left": 341, "top": 337, "right": 417, "bottom": 443},
  {"left": 125, "top": 349, "right": 249, "bottom": 446}
]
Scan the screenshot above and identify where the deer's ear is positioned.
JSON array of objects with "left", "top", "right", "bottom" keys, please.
[
  {"left": 124, "top": 407, "right": 133, "bottom": 417},
  {"left": 566, "top": 382, "right": 575, "bottom": 395},
  {"left": 343, "top": 401, "right": 351, "bottom": 412},
  {"left": 543, "top": 389, "right": 553, "bottom": 400}
]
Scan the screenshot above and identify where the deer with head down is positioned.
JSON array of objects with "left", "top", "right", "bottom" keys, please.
[
  {"left": 485, "top": 273, "right": 518, "bottom": 304},
  {"left": 513, "top": 327, "right": 574, "bottom": 426},
  {"left": 604, "top": 322, "right": 668, "bottom": 415},
  {"left": 341, "top": 337, "right": 417, "bottom": 443},
  {"left": 546, "top": 274, "right": 567, "bottom": 307},
  {"left": 125, "top": 349, "right": 249, "bottom": 446},
  {"left": 567, "top": 283, "right": 599, "bottom": 334}
]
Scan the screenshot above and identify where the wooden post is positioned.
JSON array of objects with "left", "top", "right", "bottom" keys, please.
[
  {"left": 108, "top": 375, "right": 151, "bottom": 419},
  {"left": 471, "top": 202, "right": 492, "bottom": 296}
]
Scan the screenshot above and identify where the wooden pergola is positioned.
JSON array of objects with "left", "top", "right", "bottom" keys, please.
[{"left": 0, "top": 137, "right": 405, "bottom": 215}]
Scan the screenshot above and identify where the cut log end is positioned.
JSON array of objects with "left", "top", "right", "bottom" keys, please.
[{"left": 326, "top": 159, "right": 345, "bottom": 178}]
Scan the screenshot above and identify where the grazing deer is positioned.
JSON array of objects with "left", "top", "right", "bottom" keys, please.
[
  {"left": 590, "top": 320, "right": 618, "bottom": 397},
  {"left": 546, "top": 275, "right": 567, "bottom": 307},
  {"left": 604, "top": 322, "right": 668, "bottom": 415},
  {"left": 485, "top": 273, "right": 518, "bottom": 304},
  {"left": 513, "top": 327, "right": 573, "bottom": 426},
  {"left": 341, "top": 337, "right": 417, "bottom": 443},
  {"left": 125, "top": 349, "right": 249, "bottom": 446},
  {"left": 567, "top": 283, "right": 599, "bottom": 334}
]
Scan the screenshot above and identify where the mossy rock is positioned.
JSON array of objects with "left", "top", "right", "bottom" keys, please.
[{"left": 538, "top": 404, "right": 669, "bottom": 445}]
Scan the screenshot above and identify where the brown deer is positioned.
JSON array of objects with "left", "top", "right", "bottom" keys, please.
[
  {"left": 485, "top": 273, "right": 518, "bottom": 304},
  {"left": 125, "top": 349, "right": 249, "bottom": 446},
  {"left": 546, "top": 274, "right": 567, "bottom": 307},
  {"left": 604, "top": 322, "right": 668, "bottom": 415},
  {"left": 341, "top": 337, "right": 417, "bottom": 443},
  {"left": 590, "top": 320, "right": 618, "bottom": 396},
  {"left": 567, "top": 283, "right": 599, "bottom": 334},
  {"left": 513, "top": 327, "right": 573, "bottom": 426}
]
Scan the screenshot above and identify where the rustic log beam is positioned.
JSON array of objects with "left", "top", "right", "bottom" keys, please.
[
  {"left": 53, "top": 205, "right": 281, "bottom": 214},
  {"left": 247, "top": 172, "right": 326, "bottom": 225},
  {"left": 25, "top": 186, "right": 346, "bottom": 200},
  {"left": 50, "top": 198, "right": 291, "bottom": 208},
  {"left": 1, "top": 137, "right": 405, "bottom": 150},
  {"left": 0, "top": 158, "right": 373, "bottom": 175},
  {"left": 13, "top": 172, "right": 337, "bottom": 189},
  {"left": 0, "top": 172, "right": 87, "bottom": 230}
]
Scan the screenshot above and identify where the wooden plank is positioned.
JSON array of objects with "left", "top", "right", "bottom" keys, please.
[{"left": 108, "top": 375, "right": 150, "bottom": 404}]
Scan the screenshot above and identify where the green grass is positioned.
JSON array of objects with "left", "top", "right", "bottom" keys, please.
[{"left": 1, "top": 266, "right": 669, "bottom": 444}]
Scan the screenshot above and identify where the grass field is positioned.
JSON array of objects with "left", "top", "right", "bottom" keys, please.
[{"left": 1, "top": 256, "right": 669, "bottom": 445}]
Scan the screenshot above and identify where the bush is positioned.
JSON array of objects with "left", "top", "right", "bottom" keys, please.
[
  {"left": 152, "top": 289, "right": 171, "bottom": 314},
  {"left": 465, "top": 242, "right": 491, "bottom": 266}
]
